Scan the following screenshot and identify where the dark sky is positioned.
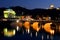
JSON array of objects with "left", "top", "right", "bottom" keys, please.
[{"left": 0, "top": 0, "right": 60, "bottom": 9}]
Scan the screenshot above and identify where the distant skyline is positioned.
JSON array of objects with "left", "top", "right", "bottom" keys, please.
[{"left": 0, "top": 0, "right": 60, "bottom": 9}]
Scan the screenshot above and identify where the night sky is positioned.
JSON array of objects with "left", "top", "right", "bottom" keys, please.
[{"left": 0, "top": 0, "right": 60, "bottom": 9}]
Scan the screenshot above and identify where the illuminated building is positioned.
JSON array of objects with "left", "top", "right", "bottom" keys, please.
[
  {"left": 3, "top": 9, "right": 16, "bottom": 18},
  {"left": 49, "top": 4, "right": 54, "bottom": 9}
]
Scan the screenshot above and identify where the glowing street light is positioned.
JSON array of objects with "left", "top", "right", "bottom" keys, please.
[{"left": 16, "top": 20, "right": 19, "bottom": 23}]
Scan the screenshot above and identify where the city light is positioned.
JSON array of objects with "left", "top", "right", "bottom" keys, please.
[
  {"left": 27, "top": 29, "right": 30, "bottom": 34},
  {"left": 1, "top": 3, "right": 60, "bottom": 40},
  {"left": 24, "top": 21, "right": 30, "bottom": 29},
  {"left": 50, "top": 30, "right": 54, "bottom": 35},
  {"left": 32, "top": 22, "right": 40, "bottom": 32},
  {"left": 16, "top": 20, "right": 19, "bottom": 23},
  {"left": 16, "top": 26, "right": 19, "bottom": 31},
  {"left": 43, "top": 23, "right": 55, "bottom": 35},
  {"left": 3, "top": 9, "right": 16, "bottom": 18},
  {"left": 3, "top": 28, "right": 16, "bottom": 37},
  {"left": 57, "top": 8, "right": 60, "bottom": 10}
]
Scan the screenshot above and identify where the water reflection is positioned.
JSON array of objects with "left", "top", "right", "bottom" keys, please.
[
  {"left": 3, "top": 29, "right": 60, "bottom": 40},
  {"left": 0, "top": 21, "right": 60, "bottom": 40}
]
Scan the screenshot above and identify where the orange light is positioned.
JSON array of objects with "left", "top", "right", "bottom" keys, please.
[
  {"left": 43, "top": 23, "right": 55, "bottom": 35},
  {"left": 24, "top": 21, "right": 30, "bottom": 29},
  {"left": 21, "top": 16, "right": 25, "bottom": 20},
  {"left": 50, "top": 30, "right": 54, "bottom": 35},
  {"left": 32, "top": 22, "right": 40, "bottom": 32}
]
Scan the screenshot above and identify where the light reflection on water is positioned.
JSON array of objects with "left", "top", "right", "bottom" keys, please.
[
  {"left": 3, "top": 30, "right": 60, "bottom": 40},
  {"left": 1, "top": 21, "right": 60, "bottom": 40}
]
